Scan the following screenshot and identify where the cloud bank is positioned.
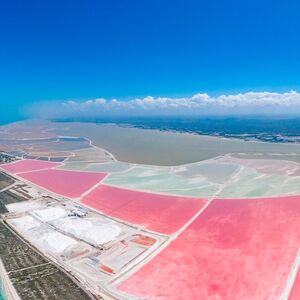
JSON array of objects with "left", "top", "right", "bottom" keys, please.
[{"left": 26, "top": 91, "right": 300, "bottom": 119}]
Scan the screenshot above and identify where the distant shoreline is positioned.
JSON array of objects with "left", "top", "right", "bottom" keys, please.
[
  {"left": 114, "top": 123, "right": 297, "bottom": 145},
  {"left": 53, "top": 117, "right": 300, "bottom": 145},
  {"left": 50, "top": 121, "right": 300, "bottom": 166},
  {"left": 2, "top": 119, "right": 300, "bottom": 165}
]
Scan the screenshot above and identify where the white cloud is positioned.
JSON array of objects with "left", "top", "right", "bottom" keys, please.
[{"left": 26, "top": 91, "right": 300, "bottom": 118}]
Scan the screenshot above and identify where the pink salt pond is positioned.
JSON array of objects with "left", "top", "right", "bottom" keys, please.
[
  {"left": 81, "top": 184, "right": 207, "bottom": 234},
  {"left": 118, "top": 196, "right": 300, "bottom": 300},
  {"left": 0, "top": 159, "right": 61, "bottom": 174},
  {"left": 19, "top": 169, "right": 106, "bottom": 198}
]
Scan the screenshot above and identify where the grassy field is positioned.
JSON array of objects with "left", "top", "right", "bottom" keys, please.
[{"left": 0, "top": 222, "right": 93, "bottom": 300}]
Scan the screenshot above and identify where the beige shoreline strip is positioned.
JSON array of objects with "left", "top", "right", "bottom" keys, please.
[
  {"left": 280, "top": 248, "right": 300, "bottom": 300},
  {"left": 0, "top": 259, "right": 20, "bottom": 300}
]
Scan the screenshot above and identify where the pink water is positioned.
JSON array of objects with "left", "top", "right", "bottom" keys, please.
[
  {"left": 118, "top": 196, "right": 300, "bottom": 299},
  {"left": 81, "top": 184, "right": 207, "bottom": 234},
  {"left": 0, "top": 159, "right": 60, "bottom": 174},
  {"left": 19, "top": 169, "right": 106, "bottom": 198}
]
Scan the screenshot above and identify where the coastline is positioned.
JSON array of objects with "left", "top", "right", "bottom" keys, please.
[
  {"left": 3, "top": 118, "right": 300, "bottom": 146},
  {"left": 52, "top": 122, "right": 300, "bottom": 166},
  {"left": 0, "top": 259, "right": 20, "bottom": 300},
  {"left": 113, "top": 123, "right": 297, "bottom": 145},
  {"left": 2, "top": 119, "right": 300, "bottom": 166},
  {"left": 0, "top": 278, "right": 6, "bottom": 300},
  {"left": 54, "top": 117, "right": 300, "bottom": 144}
]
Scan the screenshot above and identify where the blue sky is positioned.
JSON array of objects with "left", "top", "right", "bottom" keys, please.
[{"left": 1, "top": 0, "right": 300, "bottom": 123}]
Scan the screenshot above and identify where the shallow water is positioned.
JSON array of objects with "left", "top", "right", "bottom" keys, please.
[
  {"left": 54, "top": 122, "right": 300, "bottom": 166},
  {"left": 0, "top": 278, "right": 7, "bottom": 300}
]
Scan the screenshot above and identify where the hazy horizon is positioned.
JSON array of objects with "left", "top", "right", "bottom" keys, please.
[{"left": 2, "top": 1, "right": 300, "bottom": 123}]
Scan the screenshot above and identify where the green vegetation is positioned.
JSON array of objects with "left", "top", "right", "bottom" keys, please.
[
  {"left": 0, "top": 222, "right": 46, "bottom": 272},
  {"left": 0, "top": 222, "right": 92, "bottom": 300},
  {"left": 0, "top": 153, "right": 17, "bottom": 164},
  {"left": 0, "top": 172, "right": 14, "bottom": 190},
  {"left": 0, "top": 190, "right": 28, "bottom": 213},
  {"left": 10, "top": 264, "right": 90, "bottom": 300}
]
